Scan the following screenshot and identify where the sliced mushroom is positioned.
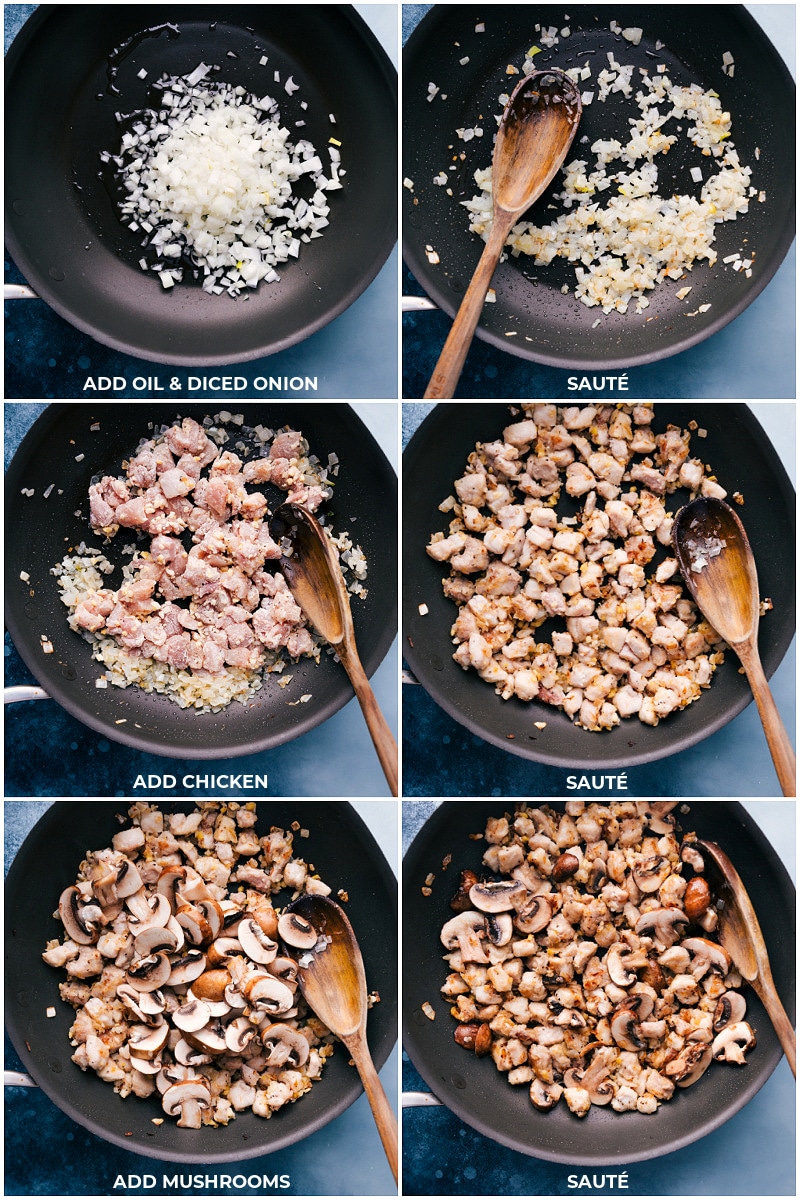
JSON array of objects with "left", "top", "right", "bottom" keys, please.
[
  {"left": 277, "top": 911, "right": 317, "bottom": 950},
  {"left": 156, "top": 1063, "right": 195, "bottom": 1094},
  {"left": 635, "top": 907, "right": 689, "bottom": 950},
  {"left": 529, "top": 1077, "right": 563, "bottom": 1111},
  {"left": 114, "top": 858, "right": 144, "bottom": 899},
  {"left": 712, "top": 990, "right": 747, "bottom": 1032},
  {"left": 513, "top": 894, "right": 552, "bottom": 934},
  {"left": 440, "top": 911, "right": 489, "bottom": 964},
  {"left": 167, "top": 950, "right": 207, "bottom": 987},
  {"left": 126, "top": 951, "right": 172, "bottom": 993},
  {"left": 173, "top": 999, "right": 212, "bottom": 1034},
  {"left": 197, "top": 899, "right": 224, "bottom": 940},
  {"left": 174, "top": 1037, "right": 212, "bottom": 1068},
  {"left": 116, "top": 983, "right": 165, "bottom": 1025},
  {"left": 606, "top": 942, "right": 637, "bottom": 987},
  {"left": 665, "top": 1039, "right": 713, "bottom": 1087},
  {"left": 564, "top": 1046, "right": 615, "bottom": 1105},
  {"left": 176, "top": 902, "right": 213, "bottom": 947},
  {"left": 268, "top": 957, "right": 299, "bottom": 989},
  {"left": 632, "top": 855, "right": 671, "bottom": 894},
  {"left": 133, "top": 924, "right": 179, "bottom": 957},
  {"left": 225, "top": 1015, "right": 258, "bottom": 1054},
  {"left": 681, "top": 936, "right": 731, "bottom": 980},
  {"left": 260, "top": 1023, "right": 310, "bottom": 1068},
  {"left": 585, "top": 860, "right": 608, "bottom": 895},
  {"left": 162, "top": 1079, "right": 211, "bottom": 1129},
  {"left": 610, "top": 1007, "right": 644, "bottom": 1052},
  {"left": 238, "top": 917, "right": 280, "bottom": 964},
  {"left": 128, "top": 1019, "right": 169, "bottom": 1060},
  {"left": 242, "top": 972, "right": 295, "bottom": 1016},
  {"left": 131, "top": 892, "right": 172, "bottom": 931},
  {"left": 468, "top": 880, "right": 526, "bottom": 913},
  {"left": 156, "top": 865, "right": 186, "bottom": 912},
  {"left": 207, "top": 936, "right": 242, "bottom": 966},
  {"left": 712, "top": 1021, "right": 756, "bottom": 1064},
  {"left": 485, "top": 912, "right": 514, "bottom": 947},
  {"left": 637, "top": 801, "right": 679, "bottom": 835},
  {"left": 93, "top": 869, "right": 120, "bottom": 909},
  {"left": 58, "top": 887, "right": 100, "bottom": 945},
  {"left": 185, "top": 1022, "right": 228, "bottom": 1056}
]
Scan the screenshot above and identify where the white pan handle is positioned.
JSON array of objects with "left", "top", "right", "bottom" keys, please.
[
  {"left": 4, "top": 685, "right": 51, "bottom": 703},
  {"left": 4, "top": 1071, "right": 37, "bottom": 1087}
]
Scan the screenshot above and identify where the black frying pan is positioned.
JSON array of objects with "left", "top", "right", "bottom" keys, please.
[
  {"left": 5, "top": 800, "right": 397, "bottom": 1162},
  {"left": 403, "top": 5, "right": 795, "bottom": 370},
  {"left": 5, "top": 5, "right": 397, "bottom": 365},
  {"left": 402, "top": 404, "right": 795, "bottom": 769},
  {"left": 403, "top": 800, "right": 795, "bottom": 1164},
  {"left": 4, "top": 403, "right": 397, "bottom": 759}
]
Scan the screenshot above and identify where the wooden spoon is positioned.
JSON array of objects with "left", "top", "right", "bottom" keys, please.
[
  {"left": 697, "top": 838, "right": 795, "bottom": 1077},
  {"left": 273, "top": 503, "right": 398, "bottom": 795},
  {"left": 424, "top": 69, "right": 582, "bottom": 399},
  {"left": 673, "top": 496, "right": 795, "bottom": 795},
  {"left": 283, "top": 895, "right": 398, "bottom": 1181}
]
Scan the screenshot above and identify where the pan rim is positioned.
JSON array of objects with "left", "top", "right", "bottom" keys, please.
[
  {"left": 401, "top": 3, "right": 796, "bottom": 371},
  {"left": 4, "top": 4, "right": 398, "bottom": 366}
]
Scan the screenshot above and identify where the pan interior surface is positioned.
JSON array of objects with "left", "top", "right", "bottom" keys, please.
[
  {"left": 5, "top": 5, "right": 397, "bottom": 364},
  {"left": 402, "top": 404, "right": 795, "bottom": 769},
  {"left": 4, "top": 404, "right": 397, "bottom": 758},
  {"left": 5, "top": 800, "right": 397, "bottom": 1162},
  {"left": 402, "top": 801, "right": 795, "bottom": 1165},
  {"left": 403, "top": 5, "right": 795, "bottom": 369}
]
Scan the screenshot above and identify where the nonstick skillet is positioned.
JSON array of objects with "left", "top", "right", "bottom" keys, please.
[
  {"left": 403, "top": 5, "right": 796, "bottom": 370},
  {"left": 5, "top": 800, "right": 397, "bottom": 1162},
  {"left": 5, "top": 403, "right": 397, "bottom": 759},
  {"left": 5, "top": 5, "right": 397, "bottom": 365},
  {"left": 402, "top": 800, "right": 795, "bottom": 1164},
  {"left": 402, "top": 404, "right": 795, "bottom": 769}
]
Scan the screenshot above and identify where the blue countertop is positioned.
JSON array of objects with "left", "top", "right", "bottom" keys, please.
[
  {"left": 401, "top": 403, "right": 795, "bottom": 798},
  {"left": 401, "top": 799, "right": 796, "bottom": 1195},
  {"left": 4, "top": 5, "right": 398, "bottom": 400},
  {"left": 401, "top": 5, "right": 796, "bottom": 400},
  {"left": 4, "top": 402, "right": 398, "bottom": 798},
  {"left": 4, "top": 799, "right": 399, "bottom": 1197}
]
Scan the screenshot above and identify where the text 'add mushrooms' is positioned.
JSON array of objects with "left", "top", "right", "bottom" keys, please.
[
  {"left": 439, "top": 801, "right": 756, "bottom": 1117},
  {"left": 41, "top": 802, "right": 354, "bottom": 1129}
]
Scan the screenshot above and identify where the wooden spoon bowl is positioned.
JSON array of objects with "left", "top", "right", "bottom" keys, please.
[{"left": 673, "top": 497, "right": 795, "bottom": 794}]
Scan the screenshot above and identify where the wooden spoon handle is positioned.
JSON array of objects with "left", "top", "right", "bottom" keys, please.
[
  {"left": 752, "top": 971, "right": 797, "bottom": 1078},
  {"left": 424, "top": 218, "right": 510, "bottom": 399},
  {"left": 347, "top": 1035, "right": 399, "bottom": 1182},
  {"left": 736, "top": 641, "right": 796, "bottom": 795},
  {"left": 340, "top": 646, "right": 398, "bottom": 795}
]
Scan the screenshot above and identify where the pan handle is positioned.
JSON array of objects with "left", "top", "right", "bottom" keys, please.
[
  {"left": 4, "top": 685, "right": 51, "bottom": 703},
  {"left": 402, "top": 1091, "right": 442, "bottom": 1107},
  {"left": 402, "top": 295, "right": 438, "bottom": 312},
  {"left": 4, "top": 284, "right": 39, "bottom": 300},
  {"left": 4, "top": 1071, "right": 37, "bottom": 1087}
]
